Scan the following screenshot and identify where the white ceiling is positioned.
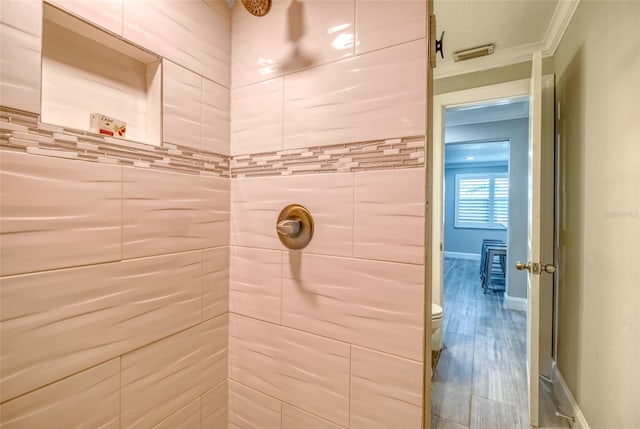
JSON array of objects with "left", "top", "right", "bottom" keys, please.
[
  {"left": 445, "top": 99, "right": 529, "bottom": 127},
  {"left": 445, "top": 140, "right": 509, "bottom": 165},
  {"left": 433, "top": 0, "right": 579, "bottom": 78}
]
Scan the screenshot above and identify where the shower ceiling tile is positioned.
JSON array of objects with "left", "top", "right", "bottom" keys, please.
[
  {"left": 354, "top": 168, "right": 425, "bottom": 264},
  {"left": 229, "top": 314, "right": 350, "bottom": 426},
  {"left": 0, "top": 151, "right": 121, "bottom": 276},
  {"left": 283, "top": 39, "right": 426, "bottom": 150},
  {"left": 230, "top": 246, "right": 282, "bottom": 324},
  {"left": 0, "top": 251, "right": 202, "bottom": 402},
  {"left": 350, "top": 346, "right": 422, "bottom": 429},
  {"left": 121, "top": 315, "right": 228, "bottom": 429},
  {"left": 202, "top": 381, "right": 228, "bottom": 428},
  {"left": 0, "top": 359, "right": 120, "bottom": 429},
  {"left": 282, "top": 254, "right": 424, "bottom": 361},
  {"left": 151, "top": 398, "right": 201, "bottom": 429},
  {"left": 163, "top": 60, "right": 202, "bottom": 151},
  {"left": 0, "top": 0, "right": 42, "bottom": 114},
  {"left": 228, "top": 380, "right": 281, "bottom": 429},
  {"left": 231, "top": 0, "right": 355, "bottom": 88},
  {"left": 124, "top": 0, "right": 230, "bottom": 86},
  {"left": 231, "top": 78, "right": 283, "bottom": 155},
  {"left": 203, "top": 78, "right": 231, "bottom": 155},
  {"left": 203, "top": 247, "right": 230, "bottom": 321},
  {"left": 122, "top": 167, "right": 230, "bottom": 259},
  {"left": 355, "top": 0, "right": 426, "bottom": 55},
  {"left": 282, "top": 404, "right": 346, "bottom": 429},
  {"left": 230, "top": 173, "right": 354, "bottom": 257},
  {"left": 48, "top": 0, "right": 123, "bottom": 36}
]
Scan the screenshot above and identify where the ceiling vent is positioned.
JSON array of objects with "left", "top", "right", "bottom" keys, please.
[{"left": 452, "top": 44, "right": 495, "bottom": 62}]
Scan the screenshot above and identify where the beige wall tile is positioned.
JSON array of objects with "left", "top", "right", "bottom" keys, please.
[
  {"left": 230, "top": 246, "right": 282, "bottom": 323},
  {"left": 229, "top": 314, "right": 350, "bottom": 426},
  {"left": 354, "top": 168, "right": 425, "bottom": 264},
  {"left": 282, "top": 253, "right": 424, "bottom": 361},
  {"left": 203, "top": 247, "right": 229, "bottom": 320},
  {"left": 355, "top": 1, "right": 426, "bottom": 55},
  {"left": 282, "top": 404, "right": 346, "bottom": 429},
  {"left": 231, "top": 0, "right": 354, "bottom": 88},
  {"left": 202, "top": 381, "right": 228, "bottom": 428},
  {"left": 121, "top": 315, "right": 228, "bottom": 429},
  {"left": 47, "top": 0, "right": 123, "bottom": 36},
  {"left": 230, "top": 77, "right": 283, "bottom": 155},
  {"left": 124, "top": 0, "right": 230, "bottom": 86},
  {"left": 283, "top": 39, "right": 426, "bottom": 149},
  {"left": 0, "top": 359, "right": 120, "bottom": 429},
  {"left": 350, "top": 346, "right": 423, "bottom": 429},
  {"left": 229, "top": 381, "right": 281, "bottom": 429},
  {"left": 0, "top": 151, "right": 121, "bottom": 276},
  {"left": 230, "top": 173, "right": 354, "bottom": 256},
  {"left": 152, "top": 398, "right": 201, "bottom": 429},
  {"left": 0, "top": 0, "right": 41, "bottom": 114},
  {"left": 123, "top": 167, "right": 229, "bottom": 259},
  {"left": 203, "top": 78, "right": 231, "bottom": 155},
  {"left": 0, "top": 251, "right": 202, "bottom": 401},
  {"left": 163, "top": 60, "right": 202, "bottom": 150}
]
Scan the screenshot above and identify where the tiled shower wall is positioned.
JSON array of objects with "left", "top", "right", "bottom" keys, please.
[
  {"left": 228, "top": 2, "right": 427, "bottom": 429},
  {"left": 1, "top": 1, "right": 232, "bottom": 427}
]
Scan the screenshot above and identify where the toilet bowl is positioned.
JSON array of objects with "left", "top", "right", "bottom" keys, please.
[{"left": 431, "top": 303, "right": 443, "bottom": 351}]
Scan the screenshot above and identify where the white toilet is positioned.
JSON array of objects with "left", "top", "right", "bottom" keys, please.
[{"left": 431, "top": 303, "right": 443, "bottom": 351}]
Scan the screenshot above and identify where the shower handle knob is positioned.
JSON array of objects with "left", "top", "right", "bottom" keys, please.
[{"left": 277, "top": 218, "right": 302, "bottom": 237}]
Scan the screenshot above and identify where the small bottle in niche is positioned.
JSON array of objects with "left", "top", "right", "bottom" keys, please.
[{"left": 90, "top": 113, "right": 126, "bottom": 138}]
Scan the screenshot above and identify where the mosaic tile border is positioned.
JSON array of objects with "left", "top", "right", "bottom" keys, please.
[
  {"left": 230, "top": 137, "right": 425, "bottom": 178},
  {"left": 0, "top": 108, "right": 230, "bottom": 177},
  {"left": 1, "top": 107, "right": 425, "bottom": 178}
]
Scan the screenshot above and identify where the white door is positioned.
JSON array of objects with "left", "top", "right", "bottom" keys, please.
[{"left": 519, "top": 51, "right": 556, "bottom": 427}]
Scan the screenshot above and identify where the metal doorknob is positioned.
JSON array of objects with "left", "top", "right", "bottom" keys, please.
[
  {"left": 542, "top": 264, "right": 556, "bottom": 274},
  {"left": 515, "top": 261, "right": 530, "bottom": 271}
]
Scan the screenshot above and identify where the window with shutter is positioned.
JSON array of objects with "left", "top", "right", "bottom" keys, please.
[{"left": 455, "top": 173, "right": 509, "bottom": 229}]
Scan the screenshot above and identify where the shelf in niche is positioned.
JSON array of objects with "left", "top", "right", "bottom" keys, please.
[{"left": 41, "top": 3, "right": 161, "bottom": 146}]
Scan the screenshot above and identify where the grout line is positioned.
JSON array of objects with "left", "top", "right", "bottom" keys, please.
[
  {"left": 348, "top": 344, "right": 353, "bottom": 427},
  {"left": 119, "top": 356, "right": 122, "bottom": 429}
]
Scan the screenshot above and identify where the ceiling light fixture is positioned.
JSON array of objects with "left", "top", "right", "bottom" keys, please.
[{"left": 452, "top": 44, "right": 495, "bottom": 62}]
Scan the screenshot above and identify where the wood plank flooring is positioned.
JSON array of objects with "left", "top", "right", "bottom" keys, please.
[{"left": 431, "top": 258, "right": 570, "bottom": 429}]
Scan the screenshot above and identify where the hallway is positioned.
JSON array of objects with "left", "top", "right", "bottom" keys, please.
[{"left": 431, "top": 258, "right": 569, "bottom": 429}]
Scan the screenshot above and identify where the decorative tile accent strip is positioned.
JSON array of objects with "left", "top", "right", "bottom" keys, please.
[
  {"left": 230, "top": 137, "right": 426, "bottom": 178},
  {"left": 1, "top": 107, "right": 425, "bottom": 178},
  {"left": 0, "top": 107, "right": 230, "bottom": 177}
]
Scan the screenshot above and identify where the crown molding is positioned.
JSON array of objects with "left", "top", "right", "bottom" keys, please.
[{"left": 434, "top": 0, "right": 580, "bottom": 80}]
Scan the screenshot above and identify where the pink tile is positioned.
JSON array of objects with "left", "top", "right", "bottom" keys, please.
[
  {"left": 355, "top": 1, "right": 426, "bottom": 54},
  {"left": 354, "top": 168, "right": 426, "bottom": 264},
  {"left": 123, "top": 167, "right": 229, "bottom": 259},
  {"left": 0, "top": 251, "right": 202, "bottom": 401},
  {"left": 163, "top": 60, "right": 202, "bottom": 150},
  {"left": 229, "top": 314, "right": 350, "bottom": 426},
  {"left": 231, "top": 78, "right": 283, "bottom": 155},
  {"left": 283, "top": 404, "right": 346, "bottom": 429},
  {"left": 0, "top": 151, "right": 121, "bottom": 276},
  {"left": 121, "top": 315, "right": 228, "bottom": 429},
  {"left": 0, "top": 359, "right": 119, "bottom": 429},
  {"left": 47, "top": 0, "right": 123, "bottom": 35},
  {"left": 203, "top": 247, "right": 230, "bottom": 320},
  {"left": 350, "top": 346, "right": 423, "bottom": 429},
  {"left": 231, "top": 0, "right": 355, "bottom": 88},
  {"left": 202, "top": 381, "right": 228, "bottom": 428},
  {"left": 230, "top": 246, "right": 282, "bottom": 323},
  {"left": 152, "top": 398, "right": 201, "bottom": 429},
  {"left": 203, "top": 77, "right": 230, "bottom": 155},
  {"left": 124, "top": 0, "right": 230, "bottom": 86},
  {"left": 229, "top": 381, "right": 281, "bottom": 429},
  {"left": 282, "top": 253, "right": 424, "bottom": 361},
  {"left": 0, "top": 0, "right": 42, "bottom": 113},
  {"left": 283, "top": 39, "right": 426, "bottom": 149},
  {"left": 231, "top": 173, "right": 354, "bottom": 256}
]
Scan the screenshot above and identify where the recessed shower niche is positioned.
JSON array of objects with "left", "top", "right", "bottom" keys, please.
[{"left": 41, "top": 4, "right": 161, "bottom": 145}]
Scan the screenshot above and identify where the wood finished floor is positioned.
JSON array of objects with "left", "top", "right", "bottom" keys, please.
[{"left": 431, "top": 258, "right": 570, "bottom": 429}]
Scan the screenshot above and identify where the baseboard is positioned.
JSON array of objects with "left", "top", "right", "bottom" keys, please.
[
  {"left": 503, "top": 294, "right": 527, "bottom": 312},
  {"left": 552, "top": 362, "right": 591, "bottom": 429},
  {"left": 444, "top": 251, "right": 480, "bottom": 260}
]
